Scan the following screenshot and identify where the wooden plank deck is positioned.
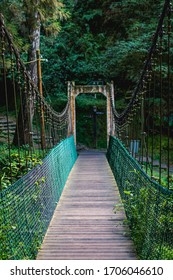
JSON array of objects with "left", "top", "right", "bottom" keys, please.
[{"left": 37, "top": 151, "right": 137, "bottom": 260}]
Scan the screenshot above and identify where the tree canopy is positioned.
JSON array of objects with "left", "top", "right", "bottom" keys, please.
[
  {"left": 0, "top": 0, "right": 164, "bottom": 93},
  {"left": 38, "top": 0, "right": 164, "bottom": 97},
  {"left": 0, "top": 0, "right": 167, "bottom": 147}
]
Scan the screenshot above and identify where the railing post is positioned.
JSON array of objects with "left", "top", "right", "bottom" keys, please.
[
  {"left": 110, "top": 80, "right": 115, "bottom": 136},
  {"left": 36, "top": 49, "right": 46, "bottom": 149},
  {"left": 106, "top": 81, "right": 115, "bottom": 146},
  {"left": 68, "top": 81, "right": 76, "bottom": 144}
]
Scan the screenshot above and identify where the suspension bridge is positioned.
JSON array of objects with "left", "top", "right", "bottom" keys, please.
[{"left": 0, "top": 0, "right": 173, "bottom": 260}]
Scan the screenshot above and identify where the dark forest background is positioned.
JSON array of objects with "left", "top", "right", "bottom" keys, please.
[{"left": 0, "top": 0, "right": 164, "bottom": 148}]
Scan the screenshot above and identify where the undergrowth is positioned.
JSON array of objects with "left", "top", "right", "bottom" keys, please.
[{"left": 0, "top": 144, "right": 42, "bottom": 191}]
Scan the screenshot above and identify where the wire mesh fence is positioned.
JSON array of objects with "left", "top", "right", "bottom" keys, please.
[
  {"left": 0, "top": 136, "right": 77, "bottom": 259},
  {"left": 107, "top": 136, "right": 173, "bottom": 259},
  {"left": 0, "top": 13, "right": 70, "bottom": 190}
]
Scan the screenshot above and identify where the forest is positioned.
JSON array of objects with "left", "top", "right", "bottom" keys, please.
[
  {"left": 0, "top": 0, "right": 165, "bottom": 148},
  {"left": 1, "top": 0, "right": 173, "bottom": 261}
]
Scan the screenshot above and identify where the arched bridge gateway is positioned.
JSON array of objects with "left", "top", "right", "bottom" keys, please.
[
  {"left": 67, "top": 81, "right": 115, "bottom": 145},
  {"left": 0, "top": 0, "right": 173, "bottom": 260}
]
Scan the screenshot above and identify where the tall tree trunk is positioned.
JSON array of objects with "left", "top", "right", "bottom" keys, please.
[
  {"left": 28, "top": 11, "right": 41, "bottom": 85},
  {"left": 13, "top": 91, "right": 33, "bottom": 147},
  {"left": 13, "top": 12, "right": 41, "bottom": 146}
]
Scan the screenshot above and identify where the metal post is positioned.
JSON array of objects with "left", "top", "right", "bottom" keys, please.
[
  {"left": 93, "top": 106, "right": 97, "bottom": 149},
  {"left": 36, "top": 49, "right": 46, "bottom": 149}
]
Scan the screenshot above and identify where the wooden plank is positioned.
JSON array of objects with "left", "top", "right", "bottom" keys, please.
[{"left": 37, "top": 151, "right": 137, "bottom": 260}]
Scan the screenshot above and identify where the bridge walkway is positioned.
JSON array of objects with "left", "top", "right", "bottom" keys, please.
[{"left": 37, "top": 151, "right": 136, "bottom": 260}]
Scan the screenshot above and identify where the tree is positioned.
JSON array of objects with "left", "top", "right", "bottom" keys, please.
[
  {"left": 0, "top": 0, "right": 70, "bottom": 146},
  {"left": 1, "top": 0, "right": 167, "bottom": 147},
  {"left": 0, "top": 0, "right": 69, "bottom": 83},
  {"left": 41, "top": 0, "right": 162, "bottom": 96}
]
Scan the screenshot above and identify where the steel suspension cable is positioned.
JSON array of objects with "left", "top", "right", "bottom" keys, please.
[{"left": 110, "top": 0, "right": 172, "bottom": 189}]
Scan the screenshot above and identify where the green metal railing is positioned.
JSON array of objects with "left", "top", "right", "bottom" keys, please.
[
  {"left": 107, "top": 136, "right": 173, "bottom": 259},
  {"left": 0, "top": 136, "right": 77, "bottom": 259}
]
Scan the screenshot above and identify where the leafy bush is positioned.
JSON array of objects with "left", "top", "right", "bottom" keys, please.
[{"left": 0, "top": 145, "right": 42, "bottom": 191}]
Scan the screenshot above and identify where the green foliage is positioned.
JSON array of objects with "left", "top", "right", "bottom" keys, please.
[
  {"left": 39, "top": 0, "right": 164, "bottom": 98},
  {"left": 122, "top": 184, "right": 150, "bottom": 254},
  {"left": 147, "top": 135, "right": 173, "bottom": 165},
  {"left": 76, "top": 94, "right": 107, "bottom": 148},
  {"left": 0, "top": 145, "right": 42, "bottom": 190},
  {"left": 108, "top": 136, "right": 173, "bottom": 260},
  {"left": 0, "top": 0, "right": 70, "bottom": 52},
  {"left": 0, "top": 176, "right": 44, "bottom": 259},
  {"left": 40, "top": 0, "right": 166, "bottom": 147},
  {"left": 1, "top": 0, "right": 170, "bottom": 147},
  {"left": 122, "top": 185, "right": 173, "bottom": 259},
  {"left": 0, "top": 136, "right": 77, "bottom": 259},
  {"left": 1, "top": 0, "right": 167, "bottom": 93},
  {"left": 82, "top": 9, "right": 102, "bottom": 22}
]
